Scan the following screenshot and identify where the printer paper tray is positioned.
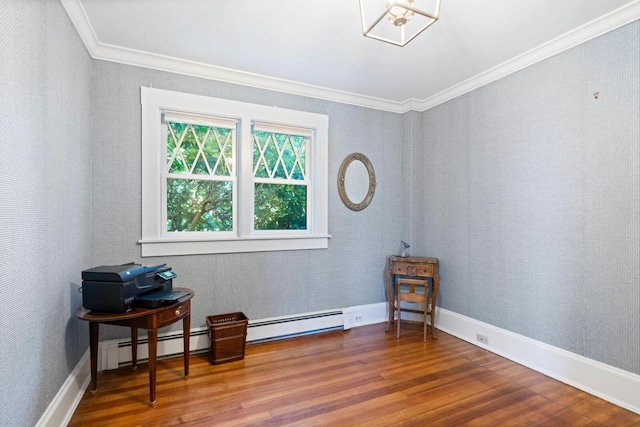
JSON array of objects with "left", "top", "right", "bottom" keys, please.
[{"left": 134, "top": 290, "right": 191, "bottom": 309}]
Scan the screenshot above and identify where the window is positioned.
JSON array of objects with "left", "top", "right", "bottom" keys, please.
[
  {"left": 163, "top": 113, "right": 236, "bottom": 235},
  {"left": 140, "top": 87, "right": 329, "bottom": 256},
  {"left": 252, "top": 124, "right": 310, "bottom": 231}
]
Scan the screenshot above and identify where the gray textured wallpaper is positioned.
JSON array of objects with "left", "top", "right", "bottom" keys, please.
[
  {"left": 413, "top": 21, "right": 639, "bottom": 375},
  {"left": 0, "top": 1, "right": 92, "bottom": 426},
  {"left": 1, "top": 1, "right": 638, "bottom": 425},
  {"left": 89, "top": 61, "right": 409, "bottom": 340}
]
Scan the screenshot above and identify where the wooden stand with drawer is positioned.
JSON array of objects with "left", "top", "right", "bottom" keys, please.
[
  {"left": 76, "top": 288, "right": 194, "bottom": 406},
  {"left": 385, "top": 257, "right": 439, "bottom": 338}
]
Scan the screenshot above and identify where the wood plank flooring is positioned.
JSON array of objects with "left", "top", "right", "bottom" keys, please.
[{"left": 68, "top": 323, "right": 640, "bottom": 426}]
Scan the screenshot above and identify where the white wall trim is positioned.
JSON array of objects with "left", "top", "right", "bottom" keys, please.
[
  {"left": 39, "top": 303, "right": 639, "bottom": 426},
  {"left": 139, "top": 86, "right": 330, "bottom": 257},
  {"left": 410, "top": 1, "right": 640, "bottom": 112},
  {"left": 35, "top": 349, "right": 91, "bottom": 427},
  {"left": 60, "top": 0, "right": 406, "bottom": 113},
  {"left": 60, "top": 0, "right": 640, "bottom": 114},
  {"left": 106, "top": 308, "right": 353, "bottom": 366},
  {"left": 436, "top": 307, "right": 640, "bottom": 415}
]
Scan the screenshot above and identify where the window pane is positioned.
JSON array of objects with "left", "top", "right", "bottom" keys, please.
[
  {"left": 210, "top": 129, "right": 233, "bottom": 176},
  {"left": 167, "top": 178, "right": 232, "bottom": 232},
  {"left": 167, "top": 122, "right": 233, "bottom": 176},
  {"left": 253, "top": 131, "right": 307, "bottom": 180},
  {"left": 295, "top": 141, "right": 306, "bottom": 179},
  {"left": 253, "top": 132, "right": 269, "bottom": 178},
  {"left": 254, "top": 183, "right": 307, "bottom": 230},
  {"left": 167, "top": 122, "right": 188, "bottom": 173}
]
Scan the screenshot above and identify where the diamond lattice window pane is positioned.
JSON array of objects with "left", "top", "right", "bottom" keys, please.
[
  {"left": 207, "top": 128, "right": 233, "bottom": 177},
  {"left": 203, "top": 131, "right": 220, "bottom": 173},
  {"left": 264, "top": 139, "right": 279, "bottom": 176},
  {"left": 190, "top": 125, "right": 211, "bottom": 174},
  {"left": 253, "top": 132, "right": 271, "bottom": 177},
  {"left": 273, "top": 160, "right": 287, "bottom": 179},
  {"left": 181, "top": 126, "right": 199, "bottom": 171},
  {"left": 167, "top": 121, "right": 233, "bottom": 176},
  {"left": 290, "top": 136, "right": 306, "bottom": 180},
  {"left": 253, "top": 131, "right": 307, "bottom": 180},
  {"left": 167, "top": 123, "right": 189, "bottom": 173}
]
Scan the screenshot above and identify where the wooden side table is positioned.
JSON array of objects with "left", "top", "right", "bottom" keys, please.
[
  {"left": 385, "top": 256, "right": 439, "bottom": 338},
  {"left": 76, "top": 288, "right": 194, "bottom": 406}
]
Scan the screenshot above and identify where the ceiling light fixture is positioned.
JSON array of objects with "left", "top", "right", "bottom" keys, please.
[{"left": 359, "top": 0, "right": 441, "bottom": 47}]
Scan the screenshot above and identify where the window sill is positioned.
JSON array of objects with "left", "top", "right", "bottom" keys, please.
[{"left": 139, "top": 235, "right": 331, "bottom": 257}]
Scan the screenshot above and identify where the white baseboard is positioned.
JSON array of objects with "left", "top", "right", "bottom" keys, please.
[
  {"left": 37, "top": 303, "right": 640, "bottom": 426},
  {"left": 35, "top": 349, "right": 91, "bottom": 427},
  {"left": 436, "top": 307, "right": 640, "bottom": 415}
]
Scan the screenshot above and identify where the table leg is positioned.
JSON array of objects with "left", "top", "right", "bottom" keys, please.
[
  {"left": 131, "top": 327, "right": 138, "bottom": 371},
  {"left": 384, "top": 262, "right": 392, "bottom": 332},
  {"left": 147, "top": 329, "right": 157, "bottom": 407},
  {"left": 183, "top": 313, "right": 190, "bottom": 379},
  {"left": 431, "top": 274, "right": 440, "bottom": 339},
  {"left": 89, "top": 322, "right": 99, "bottom": 394},
  {"left": 396, "top": 280, "right": 401, "bottom": 338}
]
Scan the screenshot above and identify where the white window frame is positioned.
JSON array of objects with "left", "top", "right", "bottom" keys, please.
[{"left": 140, "top": 87, "right": 329, "bottom": 257}]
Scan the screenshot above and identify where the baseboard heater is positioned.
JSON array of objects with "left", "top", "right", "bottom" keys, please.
[{"left": 100, "top": 308, "right": 350, "bottom": 370}]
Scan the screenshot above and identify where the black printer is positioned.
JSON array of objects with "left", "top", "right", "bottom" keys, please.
[{"left": 81, "top": 262, "right": 176, "bottom": 313}]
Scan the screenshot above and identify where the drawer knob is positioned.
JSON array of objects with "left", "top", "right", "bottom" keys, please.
[{"left": 175, "top": 309, "right": 181, "bottom": 316}]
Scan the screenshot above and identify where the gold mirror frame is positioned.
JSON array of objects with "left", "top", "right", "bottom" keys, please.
[{"left": 337, "top": 152, "right": 376, "bottom": 211}]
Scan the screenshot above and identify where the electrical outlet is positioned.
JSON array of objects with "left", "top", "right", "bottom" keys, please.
[
  {"left": 354, "top": 315, "right": 363, "bottom": 322},
  {"left": 476, "top": 333, "right": 489, "bottom": 345}
]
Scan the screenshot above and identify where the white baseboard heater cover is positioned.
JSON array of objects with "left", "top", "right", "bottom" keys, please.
[{"left": 100, "top": 308, "right": 350, "bottom": 369}]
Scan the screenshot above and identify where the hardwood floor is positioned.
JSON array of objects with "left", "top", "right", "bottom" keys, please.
[{"left": 69, "top": 323, "right": 640, "bottom": 426}]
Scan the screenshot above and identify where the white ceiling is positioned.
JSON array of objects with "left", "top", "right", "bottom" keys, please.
[{"left": 63, "top": 0, "right": 640, "bottom": 112}]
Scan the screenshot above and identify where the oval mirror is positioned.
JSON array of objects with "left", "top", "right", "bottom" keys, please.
[{"left": 338, "top": 153, "right": 376, "bottom": 211}]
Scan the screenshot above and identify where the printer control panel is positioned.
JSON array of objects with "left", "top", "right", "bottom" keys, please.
[{"left": 157, "top": 270, "right": 177, "bottom": 281}]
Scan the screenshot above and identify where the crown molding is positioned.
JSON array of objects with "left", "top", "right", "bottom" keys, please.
[
  {"left": 61, "top": 0, "right": 639, "bottom": 114},
  {"left": 411, "top": 0, "right": 640, "bottom": 112},
  {"left": 60, "top": 0, "right": 407, "bottom": 113}
]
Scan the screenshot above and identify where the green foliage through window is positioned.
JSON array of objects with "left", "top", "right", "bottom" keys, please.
[
  {"left": 164, "top": 118, "right": 310, "bottom": 234},
  {"left": 167, "top": 122, "right": 232, "bottom": 176},
  {"left": 167, "top": 179, "right": 232, "bottom": 232},
  {"left": 253, "top": 131, "right": 306, "bottom": 180},
  {"left": 253, "top": 129, "right": 308, "bottom": 230},
  {"left": 166, "top": 120, "right": 234, "bottom": 232},
  {"left": 254, "top": 183, "right": 307, "bottom": 230}
]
